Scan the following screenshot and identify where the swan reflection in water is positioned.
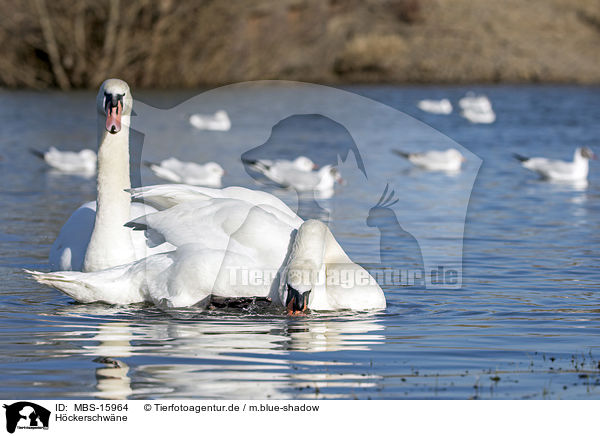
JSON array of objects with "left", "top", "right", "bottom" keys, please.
[
  {"left": 86, "top": 322, "right": 133, "bottom": 400},
  {"left": 57, "top": 305, "right": 385, "bottom": 399}
]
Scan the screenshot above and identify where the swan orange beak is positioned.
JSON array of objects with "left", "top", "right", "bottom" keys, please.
[{"left": 106, "top": 101, "right": 122, "bottom": 134}]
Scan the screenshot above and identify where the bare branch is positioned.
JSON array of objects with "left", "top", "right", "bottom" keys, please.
[
  {"left": 92, "top": 0, "right": 120, "bottom": 84},
  {"left": 32, "top": 0, "right": 70, "bottom": 89}
]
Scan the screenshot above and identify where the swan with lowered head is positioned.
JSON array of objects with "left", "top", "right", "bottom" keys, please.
[
  {"left": 49, "top": 79, "right": 174, "bottom": 272},
  {"left": 281, "top": 220, "right": 386, "bottom": 314},
  {"left": 145, "top": 157, "right": 225, "bottom": 187}
]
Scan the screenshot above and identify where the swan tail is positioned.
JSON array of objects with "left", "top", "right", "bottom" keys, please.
[
  {"left": 29, "top": 148, "right": 46, "bottom": 160},
  {"left": 513, "top": 153, "right": 529, "bottom": 162},
  {"left": 392, "top": 150, "right": 411, "bottom": 159},
  {"left": 25, "top": 268, "right": 136, "bottom": 304},
  {"left": 25, "top": 269, "right": 103, "bottom": 303}
]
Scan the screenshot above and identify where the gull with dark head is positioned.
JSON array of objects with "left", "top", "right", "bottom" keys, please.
[{"left": 514, "top": 147, "right": 595, "bottom": 183}]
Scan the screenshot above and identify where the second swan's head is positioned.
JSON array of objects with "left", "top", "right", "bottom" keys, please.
[{"left": 97, "top": 79, "right": 133, "bottom": 135}]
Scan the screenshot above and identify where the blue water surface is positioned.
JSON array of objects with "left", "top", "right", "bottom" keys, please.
[{"left": 0, "top": 84, "right": 599, "bottom": 399}]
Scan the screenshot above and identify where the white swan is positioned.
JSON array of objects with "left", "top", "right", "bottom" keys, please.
[
  {"left": 30, "top": 146, "right": 97, "bottom": 175},
  {"left": 49, "top": 79, "right": 174, "bottom": 272},
  {"left": 189, "top": 110, "right": 231, "bottom": 131},
  {"left": 514, "top": 147, "right": 596, "bottom": 182},
  {"left": 393, "top": 148, "right": 466, "bottom": 172},
  {"left": 417, "top": 98, "right": 452, "bottom": 115},
  {"left": 145, "top": 157, "right": 224, "bottom": 187},
  {"left": 30, "top": 188, "right": 386, "bottom": 312}
]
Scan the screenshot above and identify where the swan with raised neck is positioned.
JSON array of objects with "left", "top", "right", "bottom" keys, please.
[{"left": 83, "top": 79, "right": 135, "bottom": 272}]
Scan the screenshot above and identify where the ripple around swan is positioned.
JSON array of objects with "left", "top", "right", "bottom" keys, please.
[{"left": 1, "top": 85, "right": 600, "bottom": 399}]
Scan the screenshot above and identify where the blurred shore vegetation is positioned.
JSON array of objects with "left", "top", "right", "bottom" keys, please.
[{"left": 0, "top": 0, "right": 599, "bottom": 89}]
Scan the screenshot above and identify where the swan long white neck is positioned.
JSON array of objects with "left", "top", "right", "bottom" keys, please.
[
  {"left": 83, "top": 115, "right": 135, "bottom": 272},
  {"left": 286, "top": 220, "right": 328, "bottom": 293}
]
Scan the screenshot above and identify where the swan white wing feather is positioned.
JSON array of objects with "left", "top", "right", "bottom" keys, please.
[
  {"left": 129, "top": 184, "right": 301, "bottom": 222},
  {"left": 128, "top": 198, "right": 299, "bottom": 249},
  {"left": 49, "top": 201, "right": 175, "bottom": 271}
]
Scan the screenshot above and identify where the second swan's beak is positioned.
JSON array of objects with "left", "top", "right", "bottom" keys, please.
[
  {"left": 286, "top": 284, "right": 311, "bottom": 316},
  {"left": 105, "top": 97, "right": 123, "bottom": 134}
]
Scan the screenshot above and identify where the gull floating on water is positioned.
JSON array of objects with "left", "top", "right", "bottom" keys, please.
[
  {"left": 459, "top": 93, "right": 496, "bottom": 124},
  {"left": 145, "top": 157, "right": 225, "bottom": 187},
  {"left": 514, "top": 147, "right": 596, "bottom": 183},
  {"left": 417, "top": 99, "right": 453, "bottom": 115},
  {"left": 242, "top": 156, "right": 316, "bottom": 174},
  {"left": 393, "top": 148, "right": 466, "bottom": 172},
  {"left": 244, "top": 158, "right": 343, "bottom": 197},
  {"left": 30, "top": 146, "right": 97, "bottom": 175},
  {"left": 189, "top": 110, "right": 231, "bottom": 131}
]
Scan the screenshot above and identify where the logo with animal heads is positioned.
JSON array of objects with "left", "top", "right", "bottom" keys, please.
[{"left": 3, "top": 402, "right": 50, "bottom": 434}]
